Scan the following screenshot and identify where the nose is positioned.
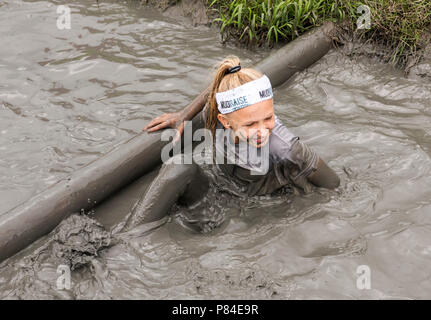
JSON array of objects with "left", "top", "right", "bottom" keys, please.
[
  {"left": 258, "top": 122, "right": 272, "bottom": 135},
  {"left": 255, "top": 126, "right": 263, "bottom": 137}
]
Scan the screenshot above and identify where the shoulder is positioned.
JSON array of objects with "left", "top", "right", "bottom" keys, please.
[
  {"left": 269, "top": 115, "right": 299, "bottom": 160},
  {"left": 269, "top": 115, "right": 319, "bottom": 178}
]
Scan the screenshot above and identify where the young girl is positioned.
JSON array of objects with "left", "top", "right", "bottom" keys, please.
[{"left": 121, "top": 56, "right": 340, "bottom": 233}]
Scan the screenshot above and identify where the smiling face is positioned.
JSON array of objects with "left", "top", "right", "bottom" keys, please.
[{"left": 217, "top": 98, "right": 275, "bottom": 148}]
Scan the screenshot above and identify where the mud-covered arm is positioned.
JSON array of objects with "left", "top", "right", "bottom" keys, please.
[
  {"left": 286, "top": 137, "right": 340, "bottom": 190},
  {"left": 181, "top": 86, "right": 210, "bottom": 121},
  {"left": 307, "top": 157, "right": 340, "bottom": 189},
  {"left": 143, "top": 86, "right": 210, "bottom": 135}
]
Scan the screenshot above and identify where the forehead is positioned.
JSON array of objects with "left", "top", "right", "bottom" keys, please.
[{"left": 228, "top": 99, "right": 274, "bottom": 122}]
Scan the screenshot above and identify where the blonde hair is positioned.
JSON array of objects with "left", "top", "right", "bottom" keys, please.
[{"left": 206, "top": 55, "right": 263, "bottom": 135}]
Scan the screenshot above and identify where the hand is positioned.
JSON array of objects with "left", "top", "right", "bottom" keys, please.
[{"left": 142, "top": 111, "right": 185, "bottom": 143}]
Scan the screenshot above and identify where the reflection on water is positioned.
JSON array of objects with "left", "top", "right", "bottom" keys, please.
[{"left": 1, "top": 0, "right": 431, "bottom": 300}]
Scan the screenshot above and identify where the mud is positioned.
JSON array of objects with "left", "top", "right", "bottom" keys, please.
[
  {"left": 145, "top": 0, "right": 210, "bottom": 26},
  {"left": 335, "top": 25, "right": 431, "bottom": 78},
  {"left": 0, "top": 214, "right": 113, "bottom": 299},
  {"left": 408, "top": 43, "right": 431, "bottom": 80},
  {"left": 1, "top": 0, "right": 431, "bottom": 300}
]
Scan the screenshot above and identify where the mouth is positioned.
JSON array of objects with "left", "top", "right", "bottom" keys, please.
[{"left": 251, "top": 135, "right": 269, "bottom": 146}]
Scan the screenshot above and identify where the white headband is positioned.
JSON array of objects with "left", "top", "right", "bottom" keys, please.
[{"left": 216, "top": 75, "right": 273, "bottom": 114}]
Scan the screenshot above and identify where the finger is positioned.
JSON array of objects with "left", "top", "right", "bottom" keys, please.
[
  {"left": 145, "top": 112, "right": 173, "bottom": 130},
  {"left": 146, "top": 122, "right": 171, "bottom": 132},
  {"left": 173, "top": 122, "right": 185, "bottom": 143},
  {"left": 177, "top": 122, "right": 185, "bottom": 136},
  {"left": 143, "top": 118, "right": 162, "bottom": 131}
]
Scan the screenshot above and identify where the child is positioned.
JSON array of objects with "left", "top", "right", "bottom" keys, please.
[{"left": 122, "top": 55, "right": 340, "bottom": 233}]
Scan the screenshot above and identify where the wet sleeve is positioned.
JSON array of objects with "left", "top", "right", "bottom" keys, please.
[
  {"left": 270, "top": 116, "right": 319, "bottom": 180},
  {"left": 274, "top": 138, "right": 319, "bottom": 193},
  {"left": 287, "top": 137, "right": 319, "bottom": 180},
  {"left": 307, "top": 158, "right": 340, "bottom": 189},
  {"left": 270, "top": 117, "right": 320, "bottom": 192}
]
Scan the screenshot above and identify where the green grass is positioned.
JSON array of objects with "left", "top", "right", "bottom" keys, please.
[
  {"left": 207, "top": 0, "right": 431, "bottom": 67},
  {"left": 208, "top": 0, "right": 341, "bottom": 45}
]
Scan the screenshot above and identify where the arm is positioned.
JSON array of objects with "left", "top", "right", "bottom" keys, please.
[
  {"left": 143, "top": 86, "right": 210, "bottom": 140},
  {"left": 282, "top": 134, "right": 340, "bottom": 190},
  {"left": 270, "top": 117, "right": 340, "bottom": 191},
  {"left": 307, "top": 157, "right": 340, "bottom": 189}
]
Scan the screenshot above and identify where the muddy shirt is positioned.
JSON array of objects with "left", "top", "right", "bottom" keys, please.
[{"left": 202, "top": 106, "right": 319, "bottom": 196}]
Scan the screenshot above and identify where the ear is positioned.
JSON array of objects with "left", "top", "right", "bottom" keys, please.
[{"left": 217, "top": 113, "right": 231, "bottom": 129}]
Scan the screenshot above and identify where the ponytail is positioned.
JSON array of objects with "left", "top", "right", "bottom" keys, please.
[{"left": 206, "top": 55, "right": 263, "bottom": 136}]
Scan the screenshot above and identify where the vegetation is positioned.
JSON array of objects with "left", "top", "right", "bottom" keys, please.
[{"left": 207, "top": 0, "right": 431, "bottom": 67}]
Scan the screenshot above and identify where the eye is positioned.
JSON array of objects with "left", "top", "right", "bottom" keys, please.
[
  {"left": 245, "top": 122, "right": 255, "bottom": 127},
  {"left": 265, "top": 115, "right": 273, "bottom": 121}
]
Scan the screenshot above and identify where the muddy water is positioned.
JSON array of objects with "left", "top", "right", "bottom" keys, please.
[
  {"left": 0, "top": 0, "right": 265, "bottom": 214},
  {"left": 1, "top": 0, "right": 431, "bottom": 300}
]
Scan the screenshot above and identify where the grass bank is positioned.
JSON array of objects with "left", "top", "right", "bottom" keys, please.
[{"left": 206, "top": 0, "right": 431, "bottom": 68}]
